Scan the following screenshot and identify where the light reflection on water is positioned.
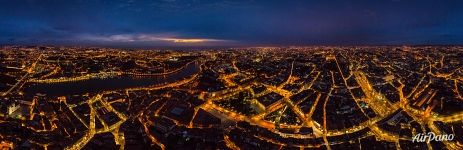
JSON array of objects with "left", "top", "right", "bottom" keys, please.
[{"left": 24, "top": 62, "right": 199, "bottom": 96}]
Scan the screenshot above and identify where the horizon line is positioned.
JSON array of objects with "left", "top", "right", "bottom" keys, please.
[{"left": 1, "top": 44, "right": 463, "bottom": 50}]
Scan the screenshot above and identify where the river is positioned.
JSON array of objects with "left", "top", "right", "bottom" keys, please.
[{"left": 23, "top": 62, "right": 199, "bottom": 96}]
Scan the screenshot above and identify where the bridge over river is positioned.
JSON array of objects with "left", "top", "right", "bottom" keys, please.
[{"left": 23, "top": 61, "right": 200, "bottom": 96}]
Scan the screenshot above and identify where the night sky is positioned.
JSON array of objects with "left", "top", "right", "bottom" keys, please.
[{"left": 1, "top": 0, "right": 463, "bottom": 47}]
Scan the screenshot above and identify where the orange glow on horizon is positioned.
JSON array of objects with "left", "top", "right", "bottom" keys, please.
[{"left": 162, "top": 38, "right": 221, "bottom": 43}]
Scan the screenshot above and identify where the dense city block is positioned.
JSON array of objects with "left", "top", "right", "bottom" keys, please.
[{"left": 1, "top": 46, "right": 463, "bottom": 149}]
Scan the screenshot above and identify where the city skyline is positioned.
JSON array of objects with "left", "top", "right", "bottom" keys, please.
[
  {"left": 1, "top": 46, "right": 462, "bottom": 149},
  {"left": 1, "top": 1, "right": 463, "bottom": 149}
]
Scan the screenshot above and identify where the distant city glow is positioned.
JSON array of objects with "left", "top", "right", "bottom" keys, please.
[
  {"left": 85, "top": 34, "right": 224, "bottom": 44},
  {"left": 162, "top": 38, "right": 220, "bottom": 43}
]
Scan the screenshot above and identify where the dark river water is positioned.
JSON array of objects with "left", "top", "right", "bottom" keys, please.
[{"left": 24, "top": 62, "right": 199, "bottom": 96}]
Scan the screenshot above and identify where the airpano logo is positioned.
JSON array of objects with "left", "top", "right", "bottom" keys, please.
[{"left": 412, "top": 132, "right": 454, "bottom": 143}]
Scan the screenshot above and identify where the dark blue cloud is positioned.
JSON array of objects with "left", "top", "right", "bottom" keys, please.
[{"left": 0, "top": 0, "right": 462, "bottom": 47}]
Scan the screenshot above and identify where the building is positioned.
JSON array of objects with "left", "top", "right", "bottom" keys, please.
[{"left": 0, "top": 141, "right": 13, "bottom": 150}]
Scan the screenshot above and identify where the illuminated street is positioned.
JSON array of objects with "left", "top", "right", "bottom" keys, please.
[{"left": 1, "top": 46, "right": 462, "bottom": 149}]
